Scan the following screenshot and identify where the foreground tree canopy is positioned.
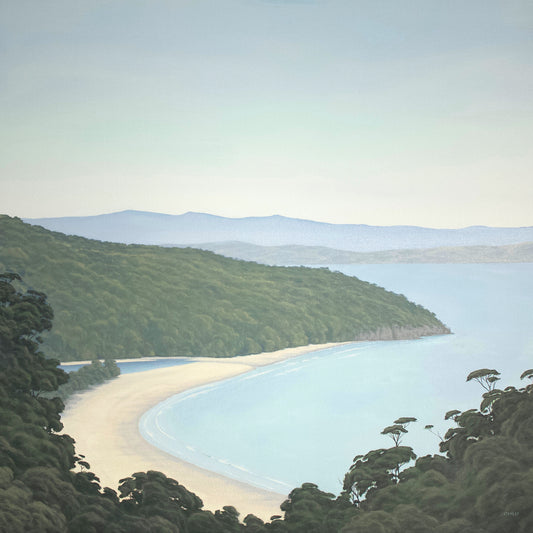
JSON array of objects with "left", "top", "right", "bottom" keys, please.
[
  {"left": 0, "top": 216, "right": 449, "bottom": 361},
  {"left": 1, "top": 273, "right": 531, "bottom": 532}
]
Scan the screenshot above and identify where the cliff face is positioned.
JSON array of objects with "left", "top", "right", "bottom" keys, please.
[{"left": 353, "top": 324, "right": 451, "bottom": 342}]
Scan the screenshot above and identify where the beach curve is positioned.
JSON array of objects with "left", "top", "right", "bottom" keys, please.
[{"left": 61, "top": 342, "right": 346, "bottom": 520}]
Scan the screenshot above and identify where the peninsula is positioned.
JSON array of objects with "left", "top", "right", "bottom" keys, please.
[{"left": 0, "top": 215, "right": 450, "bottom": 361}]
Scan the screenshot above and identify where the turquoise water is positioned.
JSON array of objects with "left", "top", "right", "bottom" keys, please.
[{"left": 140, "top": 264, "right": 533, "bottom": 495}]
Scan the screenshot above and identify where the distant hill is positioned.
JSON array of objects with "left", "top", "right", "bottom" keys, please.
[
  {"left": 24, "top": 210, "right": 533, "bottom": 252},
  {"left": 191, "top": 241, "right": 533, "bottom": 265},
  {"left": 0, "top": 215, "right": 449, "bottom": 361}
]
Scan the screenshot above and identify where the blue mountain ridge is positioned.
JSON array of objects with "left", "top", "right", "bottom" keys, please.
[{"left": 24, "top": 210, "right": 533, "bottom": 253}]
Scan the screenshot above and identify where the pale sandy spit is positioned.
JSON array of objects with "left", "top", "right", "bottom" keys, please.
[{"left": 61, "top": 342, "right": 348, "bottom": 521}]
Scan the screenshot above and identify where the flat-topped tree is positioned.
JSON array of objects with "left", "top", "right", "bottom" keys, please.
[
  {"left": 343, "top": 417, "right": 418, "bottom": 505},
  {"left": 466, "top": 368, "right": 501, "bottom": 392},
  {"left": 381, "top": 417, "right": 417, "bottom": 447},
  {"left": 520, "top": 369, "right": 533, "bottom": 393}
]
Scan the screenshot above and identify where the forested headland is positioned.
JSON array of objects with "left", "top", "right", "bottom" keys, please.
[
  {"left": 1, "top": 274, "right": 531, "bottom": 532},
  {"left": 0, "top": 215, "right": 449, "bottom": 362}
]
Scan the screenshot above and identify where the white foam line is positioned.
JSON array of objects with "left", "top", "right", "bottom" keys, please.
[
  {"left": 334, "top": 347, "right": 367, "bottom": 355},
  {"left": 233, "top": 464, "right": 252, "bottom": 473},
  {"left": 240, "top": 368, "right": 277, "bottom": 381},
  {"left": 139, "top": 342, "right": 361, "bottom": 495},
  {"left": 144, "top": 414, "right": 294, "bottom": 493},
  {"left": 277, "top": 367, "right": 302, "bottom": 376},
  {"left": 155, "top": 415, "right": 177, "bottom": 441},
  {"left": 263, "top": 476, "right": 293, "bottom": 489},
  {"left": 166, "top": 383, "right": 218, "bottom": 405},
  {"left": 181, "top": 389, "right": 210, "bottom": 400},
  {"left": 338, "top": 353, "right": 363, "bottom": 360}
]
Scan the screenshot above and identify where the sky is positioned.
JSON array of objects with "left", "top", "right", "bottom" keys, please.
[{"left": 1, "top": 0, "right": 532, "bottom": 228}]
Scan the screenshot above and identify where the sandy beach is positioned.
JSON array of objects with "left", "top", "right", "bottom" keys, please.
[{"left": 61, "top": 343, "right": 345, "bottom": 520}]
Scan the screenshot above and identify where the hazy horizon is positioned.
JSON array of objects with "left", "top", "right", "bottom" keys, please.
[
  {"left": 20, "top": 208, "right": 533, "bottom": 230},
  {"left": 2, "top": 1, "right": 531, "bottom": 228}
]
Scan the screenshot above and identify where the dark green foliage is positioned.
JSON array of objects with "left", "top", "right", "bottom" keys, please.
[
  {"left": 287, "top": 370, "right": 533, "bottom": 532},
  {"left": 214, "top": 506, "right": 242, "bottom": 532},
  {"left": 0, "top": 273, "right": 283, "bottom": 531},
  {"left": 343, "top": 446, "right": 418, "bottom": 505},
  {"left": 0, "top": 274, "right": 81, "bottom": 530},
  {"left": 280, "top": 483, "right": 353, "bottom": 532},
  {"left": 0, "top": 272, "right": 67, "bottom": 402},
  {"left": 241, "top": 514, "right": 268, "bottom": 532},
  {"left": 0, "top": 215, "right": 449, "bottom": 361},
  {"left": 342, "top": 417, "right": 418, "bottom": 507},
  {"left": 118, "top": 470, "right": 203, "bottom": 529},
  {"left": 466, "top": 368, "right": 501, "bottom": 392},
  {"left": 53, "top": 359, "right": 120, "bottom": 401},
  {"left": 1, "top": 271, "right": 531, "bottom": 531}
]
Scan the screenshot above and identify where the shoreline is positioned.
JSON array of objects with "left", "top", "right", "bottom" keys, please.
[
  {"left": 61, "top": 342, "right": 348, "bottom": 520},
  {"left": 59, "top": 325, "right": 450, "bottom": 367},
  {"left": 60, "top": 355, "right": 190, "bottom": 366}
]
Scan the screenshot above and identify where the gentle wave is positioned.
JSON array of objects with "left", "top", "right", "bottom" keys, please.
[
  {"left": 139, "top": 264, "right": 533, "bottom": 495},
  {"left": 138, "top": 345, "right": 342, "bottom": 493}
]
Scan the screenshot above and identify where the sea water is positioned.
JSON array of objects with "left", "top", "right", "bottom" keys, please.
[{"left": 139, "top": 264, "right": 533, "bottom": 495}]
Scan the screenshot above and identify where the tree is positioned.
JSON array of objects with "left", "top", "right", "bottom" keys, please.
[
  {"left": 213, "top": 506, "right": 241, "bottom": 532},
  {"left": 280, "top": 482, "right": 344, "bottom": 532},
  {"left": 520, "top": 369, "right": 533, "bottom": 393},
  {"left": 0, "top": 272, "right": 68, "bottom": 434},
  {"left": 118, "top": 470, "right": 203, "bottom": 530},
  {"left": 466, "top": 369, "right": 500, "bottom": 392}
]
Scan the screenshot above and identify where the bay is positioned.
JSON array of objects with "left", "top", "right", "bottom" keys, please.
[{"left": 140, "top": 264, "right": 533, "bottom": 495}]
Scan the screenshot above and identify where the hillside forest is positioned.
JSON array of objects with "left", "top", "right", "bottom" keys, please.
[
  {"left": 0, "top": 216, "right": 449, "bottom": 361},
  {"left": 0, "top": 273, "right": 531, "bottom": 532}
]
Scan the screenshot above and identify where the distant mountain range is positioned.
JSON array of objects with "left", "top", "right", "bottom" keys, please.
[{"left": 24, "top": 210, "right": 533, "bottom": 254}]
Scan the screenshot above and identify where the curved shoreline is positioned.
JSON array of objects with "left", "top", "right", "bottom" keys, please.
[{"left": 61, "top": 342, "right": 348, "bottom": 520}]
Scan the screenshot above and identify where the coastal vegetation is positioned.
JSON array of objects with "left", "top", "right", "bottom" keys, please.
[
  {"left": 1, "top": 273, "right": 531, "bottom": 531},
  {"left": 0, "top": 215, "right": 449, "bottom": 362},
  {"left": 53, "top": 359, "right": 120, "bottom": 402}
]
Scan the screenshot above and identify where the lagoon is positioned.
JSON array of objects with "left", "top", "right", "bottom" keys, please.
[
  {"left": 140, "top": 264, "right": 533, "bottom": 495},
  {"left": 60, "top": 357, "right": 191, "bottom": 374}
]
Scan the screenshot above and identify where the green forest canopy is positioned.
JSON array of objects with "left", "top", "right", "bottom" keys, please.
[
  {"left": 0, "top": 215, "right": 449, "bottom": 361},
  {"left": 1, "top": 274, "right": 531, "bottom": 532}
]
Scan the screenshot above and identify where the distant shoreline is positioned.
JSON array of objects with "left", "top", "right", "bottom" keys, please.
[
  {"left": 59, "top": 325, "right": 449, "bottom": 366},
  {"left": 60, "top": 355, "right": 190, "bottom": 366},
  {"left": 61, "top": 342, "right": 348, "bottom": 520}
]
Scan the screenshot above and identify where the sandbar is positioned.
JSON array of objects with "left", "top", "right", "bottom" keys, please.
[{"left": 61, "top": 343, "right": 346, "bottom": 520}]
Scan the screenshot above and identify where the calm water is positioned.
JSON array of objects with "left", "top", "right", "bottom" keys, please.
[
  {"left": 140, "top": 264, "right": 533, "bottom": 495},
  {"left": 60, "top": 357, "right": 191, "bottom": 374}
]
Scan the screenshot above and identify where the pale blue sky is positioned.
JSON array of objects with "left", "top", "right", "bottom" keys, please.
[{"left": 1, "top": 0, "right": 532, "bottom": 227}]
